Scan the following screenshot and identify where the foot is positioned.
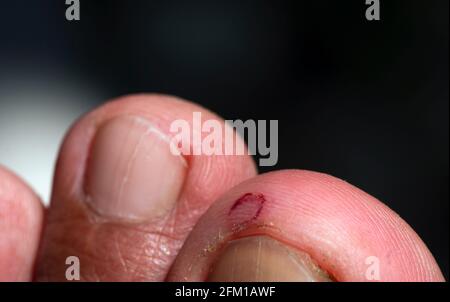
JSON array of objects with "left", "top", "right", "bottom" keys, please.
[{"left": 0, "top": 94, "right": 444, "bottom": 281}]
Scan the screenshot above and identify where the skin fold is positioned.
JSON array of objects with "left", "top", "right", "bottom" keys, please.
[{"left": 0, "top": 94, "right": 445, "bottom": 282}]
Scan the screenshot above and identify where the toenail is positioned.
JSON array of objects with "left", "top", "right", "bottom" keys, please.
[
  {"left": 207, "top": 236, "right": 333, "bottom": 282},
  {"left": 84, "top": 115, "right": 187, "bottom": 221}
]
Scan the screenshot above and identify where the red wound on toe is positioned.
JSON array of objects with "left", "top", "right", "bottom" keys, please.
[{"left": 228, "top": 193, "right": 265, "bottom": 229}]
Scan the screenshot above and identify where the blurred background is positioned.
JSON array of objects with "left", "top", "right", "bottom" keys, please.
[{"left": 0, "top": 0, "right": 448, "bottom": 278}]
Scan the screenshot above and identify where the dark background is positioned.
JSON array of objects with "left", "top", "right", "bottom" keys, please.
[{"left": 0, "top": 1, "right": 448, "bottom": 278}]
